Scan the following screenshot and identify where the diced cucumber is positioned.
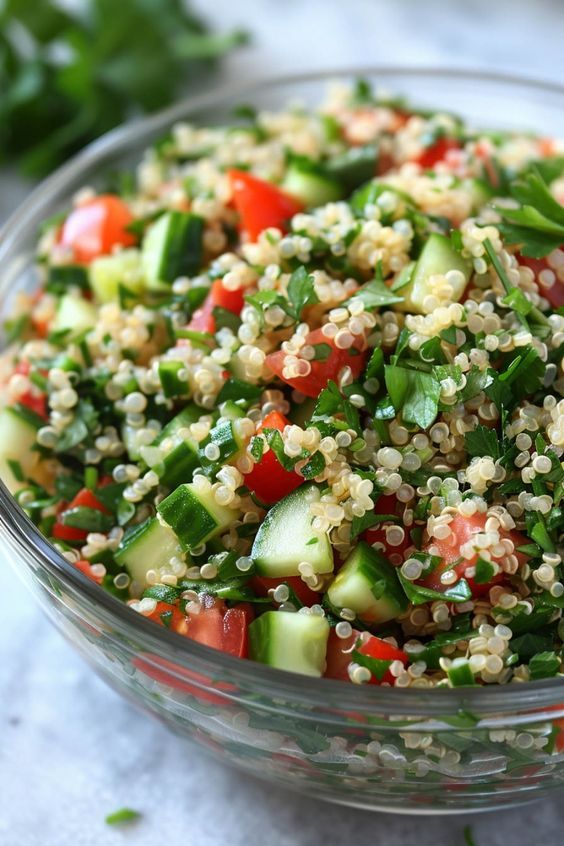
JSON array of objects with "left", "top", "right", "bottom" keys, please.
[
  {"left": 281, "top": 161, "right": 342, "bottom": 207},
  {"left": 152, "top": 438, "right": 200, "bottom": 489},
  {"left": 115, "top": 516, "right": 186, "bottom": 587},
  {"left": 157, "top": 481, "right": 241, "bottom": 549},
  {"left": 199, "top": 419, "right": 244, "bottom": 466},
  {"left": 89, "top": 249, "right": 145, "bottom": 303},
  {"left": 138, "top": 404, "right": 203, "bottom": 487},
  {"left": 0, "top": 405, "right": 47, "bottom": 493},
  {"left": 218, "top": 399, "right": 246, "bottom": 421},
  {"left": 390, "top": 260, "right": 415, "bottom": 292},
  {"left": 249, "top": 610, "right": 329, "bottom": 677},
  {"left": 396, "top": 233, "right": 471, "bottom": 314},
  {"left": 142, "top": 211, "right": 204, "bottom": 291},
  {"left": 52, "top": 293, "right": 97, "bottom": 337},
  {"left": 327, "top": 541, "right": 407, "bottom": 624},
  {"left": 158, "top": 360, "right": 189, "bottom": 398},
  {"left": 251, "top": 484, "right": 334, "bottom": 578},
  {"left": 154, "top": 404, "right": 203, "bottom": 445},
  {"left": 325, "top": 145, "right": 378, "bottom": 193}
]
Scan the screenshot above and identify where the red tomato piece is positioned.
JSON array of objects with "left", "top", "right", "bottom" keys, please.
[
  {"left": 228, "top": 169, "right": 304, "bottom": 242},
  {"left": 324, "top": 630, "right": 407, "bottom": 685},
  {"left": 59, "top": 194, "right": 136, "bottom": 264},
  {"left": 364, "top": 493, "right": 413, "bottom": 564},
  {"left": 52, "top": 487, "right": 109, "bottom": 543},
  {"left": 250, "top": 575, "right": 321, "bottom": 607},
  {"left": 358, "top": 634, "right": 408, "bottom": 685},
  {"left": 324, "top": 628, "right": 359, "bottom": 681},
  {"left": 266, "top": 328, "right": 367, "bottom": 399},
  {"left": 244, "top": 410, "right": 302, "bottom": 504},
  {"left": 146, "top": 595, "right": 252, "bottom": 660},
  {"left": 185, "top": 278, "right": 246, "bottom": 335},
  {"left": 147, "top": 601, "right": 189, "bottom": 634},
  {"left": 420, "top": 511, "right": 528, "bottom": 597},
  {"left": 18, "top": 390, "right": 47, "bottom": 419},
  {"left": 74, "top": 558, "right": 104, "bottom": 584},
  {"left": 186, "top": 294, "right": 216, "bottom": 334},
  {"left": 415, "top": 137, "right": 461, "bottom": 169},
  {"left": 211, "top": 278, "right": 245, "bottom": 315},
  {"left": 519, "top": 254, "right": 564, "bottom": 309}
]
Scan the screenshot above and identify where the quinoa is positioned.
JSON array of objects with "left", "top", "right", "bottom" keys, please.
[{"left": 2, "top": 81, "right": 564, "bottom": 689}]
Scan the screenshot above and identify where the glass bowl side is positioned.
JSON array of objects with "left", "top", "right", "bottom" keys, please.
[{"left": 2, "top": 69, "right": 564, "bottom": 812}]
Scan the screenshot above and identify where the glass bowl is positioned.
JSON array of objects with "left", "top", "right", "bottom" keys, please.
[{"left": 2, "top": 68, "right": 564, "bottom": 815}]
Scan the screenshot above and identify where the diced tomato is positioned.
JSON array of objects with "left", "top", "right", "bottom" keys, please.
[
  {"left": 358, "top": 634, "right": 408, "bottom": 685},
  {"left": 415, "top": 137, "right": 461, "bottom": 169},
  {"left": 137, "top": 597, "right": 252, "bottom": 704},
  {"left": 266, "top": 328, "right": 367, "bottom": 399},
  {"left": 250, "top": 574, "right": 321, "bottom": 607},
  {"left": 59, "top": 194, "right": 136, "bottom": 264},
  {"left": 183, "top": 595, "right": 253, "bottom": 659},
  {"left": 519, "top": 254, "right": 564, "bottom": 309},
  {"left": 228, "top": 169, "right": 304, "bottom": 242},
  {"left": 364, "top": 493, "right": 413, "bottom": 564},
  {"left": 420, "top": 511, "right": 528, "bottom": 597},
  {"left": 324, "top": 628, "right": 359, "bottom": 681},
  {"left": 147, "top": 595, "right": 252, "bottom": 659},
  {"left": 210, "top": 278, "right": 245, "bottom": 315},
  {"left": 186, "top": 294, "right": 215, "bottom": 334},
  {"left": 74, "top": 558, "right": 104, "bottom": 584},
  {"left": 324, "top": 629, "right": 407, "bottom": 685},
  {"left": 186, "top": 278, "right": 246, "bottom": 335},
  {"left": 147, "top": 601, "right": 190, "bottom": 634},
  {"left": 244, "top": 410, "right": 302, "bottom": 504},
  {"left": 52, "top": 486, "right": 109, "bottom": 543},
  {"left": 18, "top": 390, "right": 47, "bottom": 419}
]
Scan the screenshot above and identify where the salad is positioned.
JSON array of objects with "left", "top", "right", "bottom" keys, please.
[{"left": 2, "top": 81, "right": 564, "bottom": 689}]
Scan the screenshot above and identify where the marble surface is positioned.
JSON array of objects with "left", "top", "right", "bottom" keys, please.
[{"left": 2, "top": 1, "right": 564, "bottom": 843}]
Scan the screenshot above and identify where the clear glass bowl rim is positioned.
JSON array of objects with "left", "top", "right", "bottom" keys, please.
[{"left": 2, "top": 65, "right": 564, "bottom": 717}]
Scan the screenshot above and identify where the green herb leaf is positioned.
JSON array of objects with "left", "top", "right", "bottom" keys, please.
[
  {"left": 528, "top": 651, "right": 561, "bottom": 679},
  {"left": 464, "top": 425, "right": 500, "bottom": 460},
  {"left": 286, "top": 266, "right": 319, "bottom": 319},
  {"left": 105, "top": 808, "right": 141, "bottom": 826},
  {"left": 344, "top": 268, "right": 404, "bottom": 311},
  {"left": 398, "top": 571, "right": 472, "bottom": 605},
  {"left": 385, "top": 365, "right": 440, "bottom": 429}
]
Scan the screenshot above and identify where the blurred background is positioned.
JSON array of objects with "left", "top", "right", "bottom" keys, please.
[{"left": 1, "top": 1, "right": 564, "bottom": 844}]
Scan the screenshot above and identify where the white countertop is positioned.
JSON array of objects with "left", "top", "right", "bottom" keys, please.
[{"left": 2, "top": 1, "right": 564, "bottom": 843}]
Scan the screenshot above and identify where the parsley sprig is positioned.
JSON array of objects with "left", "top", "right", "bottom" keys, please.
[
  {"left": 495, "top": 166, "right": 564, "bottom": 258},
  {"left": 0, "top": 0, "right": 247, "bottom": 175}
]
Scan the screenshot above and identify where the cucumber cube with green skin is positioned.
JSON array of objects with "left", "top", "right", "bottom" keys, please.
[
  {"left": 153, "top": 404, "right": 203, "bottom": 445},
  {"left": 199, "top": 419, "right": 244, "bottom": 466},
  {"left": 327, "top": 541, "right": 407, "bottom": 624},
  {"left": 52, "top": 293, "right": 97, "bottom": 337},
  {"left": 115, "top": 516, "right": 186, "bottom": 587},
  {"left": 152, "top": 439, "right": 200, "bottom": 489},
  {"left": 142, "top": 211, "right": 204, "bottom": 291},
  {"left": 218, "top": 400, "right": 246, "bottom": 421},
  {"left": 396, "top": 233, "right": 471, "bottom": 315},
  {"left": 89, "top": 248, "right": 145, "bottom": 303},
  {"left": 157, "top": 481, "right": 241, "bottom": 550},
  {"left": 158, "top": 360, "right": 189, "bottom": 398},
  {"left": 0, "top": 406, "right": 45, "bottom": 493},
  {"left": 249, "top": 610, "right": 330, "bottom": 677},
  {"left": 251, "top": 484, "right": 334, "bottom": 578},
  {"left": 281, "top": 162, "right": 343, "bottom": 207}
]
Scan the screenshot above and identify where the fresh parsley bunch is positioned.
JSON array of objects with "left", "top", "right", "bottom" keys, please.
[{"left": 0, "top": 0, "right": 247, "bottom": 175}]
